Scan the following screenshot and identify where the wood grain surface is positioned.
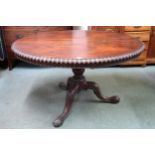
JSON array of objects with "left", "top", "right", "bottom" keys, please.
[{"left": 11, "top": 30, "right": 144, "bottom": 67}]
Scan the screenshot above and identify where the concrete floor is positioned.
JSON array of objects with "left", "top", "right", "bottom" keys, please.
[{"left": 0, "top": 64, "right": 155, "bottom": 128}]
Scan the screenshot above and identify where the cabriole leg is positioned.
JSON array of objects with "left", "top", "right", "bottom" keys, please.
[
  {"left": 53, "top": 84, "right": 80, "bottom": 127},
  {"left": 86, "top": 81, "right": 120, "bottom": 103}
]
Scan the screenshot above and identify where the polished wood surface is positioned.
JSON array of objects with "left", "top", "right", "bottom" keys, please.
[
  {"left": 2, "top": 26, "right": 73, "bottom": 69},
  {"left": 3, "top": 26, "right": 153, "bottom": 69},
  {"left": 90, "top": 26, "right": 152, "bottom": 66},
  {"left": 12, "top": 30, "right": 144, "bottom": 67}
]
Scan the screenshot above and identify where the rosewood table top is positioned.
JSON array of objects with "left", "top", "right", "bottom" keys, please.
[
  {"left": 11, "top": 30, "right": 144, "bottom": 127},
  {"left": 11, "top": 30, "right": 144, "bottom": 68}
]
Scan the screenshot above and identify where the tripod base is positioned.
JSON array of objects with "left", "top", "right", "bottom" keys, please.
[{"left": 53, "top": 68, "right": 120, "bottom": 127}]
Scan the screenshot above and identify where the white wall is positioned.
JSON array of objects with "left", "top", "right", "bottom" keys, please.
[{"left": 73, "top": 26, "right": 89, "bottom": 30}]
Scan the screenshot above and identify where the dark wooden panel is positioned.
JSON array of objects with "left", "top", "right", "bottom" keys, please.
[
  {"left": 147, "top": 28, "right": 155, "bottom": 58},
  {"left": 0, "top": 27, "right": 8, "bottom": 68},
  {"left": 124, "top": 26, "right": 151, "bottom": 32},
  {"left": 0, "top": 27, "right": 5, "bottom": 60},
  {"left": 90, "top": 26, "right": 121, "bottom": 32},
  {"left": 4, "top": 26, "right": 72, "bottom": 32},
  {"left": 125, "top": 31, "right": 150, "bottom": 42},
  {"left": 121, "top": 26, "right": 151, "bottom": 65},
  {"left": 146, "top": 26, "right": 155, "bottom": 64}
]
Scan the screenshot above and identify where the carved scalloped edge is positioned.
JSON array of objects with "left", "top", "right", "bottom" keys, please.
[{"left": 11, "top": 42, "right": 145, "bottom": 65}]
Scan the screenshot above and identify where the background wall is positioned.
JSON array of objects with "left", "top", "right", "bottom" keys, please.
[{"left": 73, "top": 26, "right": 89, "bottom": 30}]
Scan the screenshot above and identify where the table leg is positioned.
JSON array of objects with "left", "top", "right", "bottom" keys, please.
[
  {"left": 53, "top": 84, "right": 80, "bottom": 127},
  {"left": 86, "top": 81, "right": 120, "bottom": 103},
  {"left": 53, "top": 68, "right": 119, "bottom": 127}
]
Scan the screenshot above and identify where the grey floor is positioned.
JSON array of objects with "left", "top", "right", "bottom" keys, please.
[{"left": 0, "top": 64, "right": 155, "bottom": 128}]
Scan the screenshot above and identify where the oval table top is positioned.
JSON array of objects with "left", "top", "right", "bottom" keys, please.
[{"left": 11, "top": 30, "right": 144, "bottom": 68}]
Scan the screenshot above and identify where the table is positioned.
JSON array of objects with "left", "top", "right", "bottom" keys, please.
[{"left": 11, "top": 30, "right": 144, "bottom": 127}]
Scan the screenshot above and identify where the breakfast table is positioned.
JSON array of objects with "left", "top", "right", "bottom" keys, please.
[{"left": 11, "top": 30, "right": 144, "bottom": 127}]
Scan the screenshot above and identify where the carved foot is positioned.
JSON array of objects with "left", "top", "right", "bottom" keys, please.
[
  {"left": 53, "top": 85, "right": 80, "bottom": 127},
  {"left": 86, "top": 81, "right": 120, "bottom": 104}
]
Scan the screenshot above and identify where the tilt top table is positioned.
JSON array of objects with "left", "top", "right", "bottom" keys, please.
[{"left": 11, "top": 30, "right": 144, "bottom": 127}]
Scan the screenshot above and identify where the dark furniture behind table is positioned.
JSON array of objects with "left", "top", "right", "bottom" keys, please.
[
  {"left": 0, "top": 27, "right": 7, "bottom": 68},
  {"left": 90, "top": 26, "right": 155, "bottom": 66},
  {"left": 147, "top": 26, "right": 155, "bottom": 64},
  {"left": 2, "top": 26, "right": 73, "bottom": 70}
]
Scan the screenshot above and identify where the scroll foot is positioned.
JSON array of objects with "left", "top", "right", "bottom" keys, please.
[{"left": 86, "top": 81, "right": 120, "bottom": 104}]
